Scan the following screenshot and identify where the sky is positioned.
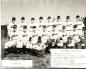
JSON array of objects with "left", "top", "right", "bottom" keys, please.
[{"left": 1, "top": 0, "right": 86, "bottom": 25}]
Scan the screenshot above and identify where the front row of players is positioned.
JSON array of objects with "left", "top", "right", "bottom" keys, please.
[{"left": 4, "top": 16, "right": 85, "bottom": 56}]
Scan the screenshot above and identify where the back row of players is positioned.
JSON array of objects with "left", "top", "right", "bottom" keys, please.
[{"left": 5, "top": 15, "right": 85, "bottom": 52}]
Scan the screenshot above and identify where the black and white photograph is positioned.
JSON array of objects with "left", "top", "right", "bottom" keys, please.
[{"left": 1, "top": 0, "right": 86, "bottom": 69}]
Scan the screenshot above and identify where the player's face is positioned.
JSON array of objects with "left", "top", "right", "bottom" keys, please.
[
  {"left": 66, "top": 16, "right": 70, "bottom": 20},
  {"left": 73, "top": 27, "right": 76, "bottom": 31},
  {"left": 47, "top": 18, "right": 51, "bottom": 22},
  {"left": 32, "top": 28, "right": 36, "bottom": 32},
  {"left": 13, "top": 28, "right": 17, "bottom": 32},
  {"left": 21, "top": 20, "right": 25, "bottom": 23},
  {"left": 43, "top": 27, "right": 46, "bottom": 31},
  {"left": 39, "top": 19, "right": 43, "bottom": 22},
  {"left": 52, "top": 27, "right": 56, "bottom": 31},
  {"left": 12, "top": 20, "right": 16, "bottom": 23},
  {"left": 23, "top": 29, "right": 27, "bottom": 32},
  {"left": 31, "top": 19, "right": 35, "bottom": 23}
]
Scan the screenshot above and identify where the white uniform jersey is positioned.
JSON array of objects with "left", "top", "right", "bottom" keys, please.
[
  {"left": 67, "top": 39, "right": 75, "bottom": 47},
  {"left": 11, "top": 30, "right": 18, "bottom": 40},
  {"left": 71, "top": 30, "right": 81, "bottom": 43},
  {"left": 53, "top": 20, "right": 63, "bottom": 31},
  {"left": 75, "top": 21, "right": 84, "bottom": 37},
  {"left": 57, "top": 40, "right": 63, "bottom": 47},
  {"left": 31, "top": 31, "right": 38, "bottom": 49},
  {"left": 16, "top": 30, "right": 29, "bottom": 48},
  {"left": 61, "top": 30, "right": 69, "bottom": 43},
  {"left": 18, "top": 22, "right": 28, "bottom": 32},
  {"left": 29, "top": 21, "right": 37, "bottom": 28},
  {"left": 7, "top": 22, "right": 18, "bottom": 37},
  {"left": 41, "top": 30, "right": 49, "bottom": 44},
  {"left": 75, "top": 21, "right": 84, "bottom": 30},
  {"left": 44, "top": 21, "right": 52, "bottom": 32},
  {"left": 38, "top": 21, "right": 46, "bottom": 32},
  {"left": 65, "top": 20, "right": 73, "bottom": 31},
  {"left": 50, "top": 29, "right": 58, "bottom": 42},
  {"left": 5, "top": 29, "right": 18, "bottom": 48},
  {"left": 26, "top": 31, "right": 33, "bottom": 49}
]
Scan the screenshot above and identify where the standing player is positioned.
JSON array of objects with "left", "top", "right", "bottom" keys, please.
[
  {"left": 7, "top": 17, "right": 18, "bottom": 40},
  {"left": 29, "top": 18, "right": 36, "bottom": 33},
  {"left": 30, "top": 18, "right": 36, "bottom": 26},
  {"left": 56, "top": 16, "right": 63, "bottom": 31},
  {"left": 38, "top": 16, "right": 44, "bottom": 32},
  {"left": 5, "top": 17, "right": 18, "bottom": 54},
  {"left": 18, "top": 17, "right": 28, "bottom": 32},
  {"left": 65, "top": 16, "right": 73, "bottom": 32},
  {"left": 75, "top": 15, "right": 84, "bottom": 38},
  {"left": 47, "top": 16, "right": 52, "bottom": 32}
]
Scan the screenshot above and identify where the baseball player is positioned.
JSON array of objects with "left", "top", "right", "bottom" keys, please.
[
  {"left": 75, "top": 15, "right": 84, "bottom": 37},
  {"left": 59, "top": 26, "right": 68, "bottom": 48},
  {"left": 7, "top": 17, "right": 18, "bottom": 40},
  {"left": 16, "top": 17, "right": 28, "bottom": 53},
  {"left": 5, "top": 24, "right": 18, "bottom": 53},
  {"left": 56, "top": 16, "right": 63, "bottom": 31},
  {"left": 50, "top": 25, "right": 58, "bottom": 48},
  {"left": 71, "top": 25, "right": 82, "bottom": 49},
  {"left": 38, "top": 16, "right": 44, "bottom": 32},
  {"left": 47, "top": 16, "right": 52, "bottom": 32}
]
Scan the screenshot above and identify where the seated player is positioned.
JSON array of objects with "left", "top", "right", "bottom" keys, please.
[
  {"left": 31, "top": 26, "right": 38, "bottom": 50},
  {"left": 57, "top": 37, "right": 63, "bottom": 48},
  {"left": 31, "top": 36, "right": 44, "bottom": 57},
  {"left": 22, "top": 25, "right": 29, "bottom": 53},
  {"left": 59, "top": 26, "right": 68, "bottom": 48},
  {"left": 50, "top": 25, "right": 58, "bottom": 48},
  {"left": 71, "top": 25, "right": 82, "bottom": 49},
  {"left": 5, "top": 24, "right": 18, "bottom": 54},
  {"left": 41, "top": 25, "right": 49, "bottom": 49},
  {"left": 26, "top": 37, "right": 32, "bottom": 53}
]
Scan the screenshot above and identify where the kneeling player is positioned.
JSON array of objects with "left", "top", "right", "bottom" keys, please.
[
  {"left": 57, "top": 37, "right": 64, "bottom": 48},
  {"left": 67, "top": 37, "right": 75, "bottom": 49}
]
